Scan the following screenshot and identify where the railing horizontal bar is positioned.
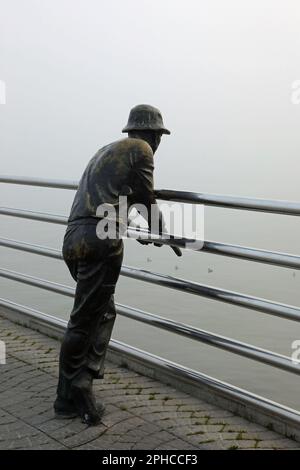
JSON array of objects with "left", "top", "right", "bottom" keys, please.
[
  {"left": 1, "top": 297, "right": 300, "bottom": 428},
  {"left": 0, "top": 175, "right": 77, "bottom": 190},
  {"left": 129, "top": 226, "right": 300, "bottom": 270},
  {"left": 0, "top": 237, "right": 63, "bottom": 259},
  {"left": 121, "top": 266, "right": 300, "bottom": 323},
  {"left": 0, "top": 207, "right": 67, "bottom": 224},
  {"left": 1, "top": 175, "right": 300, "bottom": 215},
  {"left": 1, "top": 236, "right": 300, "bottom": 322},
  {"left": 156, "top": 189, "right": 300, "bottom": 215},
  {"left": 0, "top": 268, "right": 74, "bottom": 297},
  {"left": 117, "top": 304, "right": 300, "bottom": 375},
  {"left": 202, "top": 240, "right": 300, "bottom": 270},
  {"left": 0, "top": 269, "right": 300, "bottom": 375},
  {"left": 2, "top": 208, "right": 300, "bottom": 270},
  {"left": 0, "top": 297, "right": 67, "bottom": 329}
]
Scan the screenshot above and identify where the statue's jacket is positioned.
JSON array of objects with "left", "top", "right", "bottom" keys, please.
[{"left": 63, "top": 137, "right": 162, "bottom": 264}]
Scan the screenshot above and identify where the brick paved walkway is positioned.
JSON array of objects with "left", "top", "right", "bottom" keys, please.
[{"left": 0, "top": 315, "right": 299, "bottom": 450}]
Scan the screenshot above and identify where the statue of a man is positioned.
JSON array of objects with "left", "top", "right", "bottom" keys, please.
[{"left": 54, "top": 104, "right": 181, "bottom": 425}]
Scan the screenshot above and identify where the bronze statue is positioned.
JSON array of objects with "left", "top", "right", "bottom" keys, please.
[{"left": 54, "top": 104, "right": 181, "bottom": 425}]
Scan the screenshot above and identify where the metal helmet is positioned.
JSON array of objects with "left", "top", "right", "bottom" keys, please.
[{"left": 122, "top": 104, "right": 171, "bottom": 135}]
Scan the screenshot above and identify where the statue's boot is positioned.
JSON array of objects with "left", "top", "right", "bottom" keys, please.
[
  {"left": 54, "top": 396, "right": 78, "bottom": 419},
  {"left": 54, "top": 374, "right": 78, "bottom": 419},
  {"left": 54, "top": 395, "right": 105, "bottom": 421},
  {"left": 70, "top": 369, "right": 105, "bottom": 425}
]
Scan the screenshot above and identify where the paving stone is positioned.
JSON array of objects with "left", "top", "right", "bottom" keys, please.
[{"left": 62, "top": 425, "right": 107, "bottom": 448}]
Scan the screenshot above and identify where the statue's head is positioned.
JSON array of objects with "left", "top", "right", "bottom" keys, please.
[{"left": 122, "top": 104, "right": 170, "bottom": 153}]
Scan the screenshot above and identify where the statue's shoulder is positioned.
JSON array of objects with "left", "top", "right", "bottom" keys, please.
[{"left": 112, "top": 138, "right": 153, "bottom": 157}]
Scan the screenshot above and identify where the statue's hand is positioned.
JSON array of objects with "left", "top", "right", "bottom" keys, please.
[
  {"left": 137, "top": 240, "right": 182, "bottom": 256},
  {"left": 136, "top": 239, "right": 153, "bottom": 246},
  {"left": 171, "top": 246, "right": 182, "bottom": 257}
]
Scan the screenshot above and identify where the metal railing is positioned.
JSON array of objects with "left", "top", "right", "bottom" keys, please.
[{"left": 1, "top": 174, "right": 300, "bottom": 428}]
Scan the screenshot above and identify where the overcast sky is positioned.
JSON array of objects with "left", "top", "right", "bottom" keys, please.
[{"left": 1, "top": 0, "right": 300, "bottom": 200}]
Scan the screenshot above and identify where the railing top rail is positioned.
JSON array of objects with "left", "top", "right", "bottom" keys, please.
[
  {"left": 155, "top": 189, "right": 300, "bottom": 216},
  {"left": 1, "top": 175, "right": 300, "bottom": 215}
]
